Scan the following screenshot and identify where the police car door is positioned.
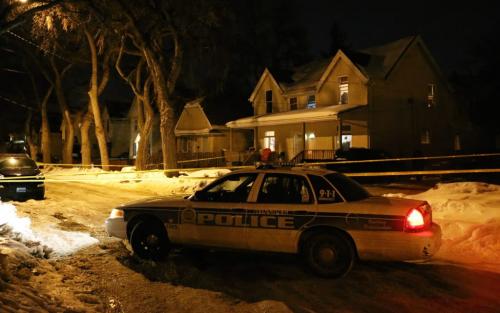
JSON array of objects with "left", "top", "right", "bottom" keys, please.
[
  {"left": 181, "top": 173, "right": 257, "bottom": 249},
  {"left": 245, "top": 173, "right": 316, "bottom": 253}
]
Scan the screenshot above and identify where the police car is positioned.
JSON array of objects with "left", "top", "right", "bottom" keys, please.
[{"left": 105, "top": 166, "right": 441, "bottom": 278}]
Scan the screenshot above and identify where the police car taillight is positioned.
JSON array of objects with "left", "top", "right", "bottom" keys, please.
[{"left": 404, "top": 203, "right": 432, "bottom": 232}]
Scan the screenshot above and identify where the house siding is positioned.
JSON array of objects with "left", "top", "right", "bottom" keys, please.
[{"left": 370, "top": 42, "right": 456, "bottom": 156}]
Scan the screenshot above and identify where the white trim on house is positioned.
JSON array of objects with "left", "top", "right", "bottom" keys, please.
[{"left": 226, "top": 104, "right": 365, "bottom": 128}]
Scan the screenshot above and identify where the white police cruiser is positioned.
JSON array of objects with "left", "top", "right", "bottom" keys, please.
[{"left": 105, "top": 166, "right": 441, "bottom": 278}]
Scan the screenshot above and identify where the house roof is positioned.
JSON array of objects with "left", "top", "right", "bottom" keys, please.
[
  {"left": 174, "top": 99, "right": 228, "bottom": 136},
  {"left": 272, "top": 35, "right": 419, "bottom": 94},
  {"left": 226, "top": 104, "right": 365, "bottom": 128}
]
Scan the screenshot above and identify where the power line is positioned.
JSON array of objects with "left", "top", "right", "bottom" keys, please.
[
  {"left": 7, "top": 30, "right": 72, "bottom": 63},
  {"left": 0, "top": 94, "right": 36, "bottom": 111}
]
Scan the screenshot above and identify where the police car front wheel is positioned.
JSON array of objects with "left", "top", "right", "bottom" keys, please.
[
  {"left": 303, "top": 232, "right": 355, "bottom": 278},
  {"left": 130, "top": 220, "right": 170, "bottom": 260}
]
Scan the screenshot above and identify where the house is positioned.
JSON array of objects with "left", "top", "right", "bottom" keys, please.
[
  {"left": 227, "top": 35, "right": 468, "bottom": 161},
  {"left": 175, "top": 99, "right": 252, "bottom": 166}
]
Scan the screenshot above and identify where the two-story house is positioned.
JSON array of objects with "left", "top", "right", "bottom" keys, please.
[{"left": 227, "top": 35, "right": 465, "bottom": 161}]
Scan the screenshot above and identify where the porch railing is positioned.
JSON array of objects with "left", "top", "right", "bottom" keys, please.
[{"left": 290, "top": 150, "right": 336, "bottom": 164}]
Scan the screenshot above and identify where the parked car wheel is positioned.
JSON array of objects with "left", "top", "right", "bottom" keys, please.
[
  {"left": 303, "top": 231, "right": 355, "bottom": 278},
  {"left": 130, "top": 219, "right": 170, "bottom": 260}
]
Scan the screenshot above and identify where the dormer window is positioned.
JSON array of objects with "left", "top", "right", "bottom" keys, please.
[
  {"left": 427, "top": 84, "right": 435, "bottom": 108},
  {"left": 290, "top": 97, "right": 297, "bottom": 110},
  {"left": 307, "top": 95, "right": 316, "bottom": 109},
  {"left": 265, "top": 90, "right": 273, "bottom": 113},
  {"left": 339, "top": 76, "right": 348, "bottom": 104}
]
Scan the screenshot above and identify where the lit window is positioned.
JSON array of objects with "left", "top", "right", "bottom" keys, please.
[
  {"left": 339, "top": 76, "right": 349, "bottom": 104},
  {"left": 427, "top": 84, "right": 435, "bottom": 108},
  {"left": 305, "top": 132, "right": 315, "bottom": 140},
  {"left": 133, "top": 133, "right": 141, "bottom": 158},
  {"left": 264, "top": 131, "right": 276, "bottom": 151},
  {"left": 341, "top": 135, "right": 352, "bottom": 149},
  {"left": 307, "top": 95, "right": 316, "bottom": 109},
  {"left": 290, "top": 97, "right": 297, "bottom": 110},
  {"left": 265, "top": 90, "right": 273, "bottom": 113},
  {"left": 421, "top": 130, "right": 431, "bottom": 144}
]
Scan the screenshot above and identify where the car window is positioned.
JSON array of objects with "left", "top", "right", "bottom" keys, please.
[
  {"left": 325, "top": 173, "right": 370, "bottom": 201},
  {"left": 308, "top": 175, "right": 343, "bottom": 204},
  {"left": 194, "top": 173, "right": 256, "bottom": 202},
  {"left": 257, "top": 174, "right": 312, "bottom": 204}
]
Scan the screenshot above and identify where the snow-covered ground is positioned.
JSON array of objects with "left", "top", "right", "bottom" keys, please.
[
  {"left": 1, "top": 167, "right": 499, "bottom": 312},
  {"left": 384, "top": 182, "right": 500, "bottom": 272},
  {"left": 2, "top": 168, "right": 499, "bottom": 270}
]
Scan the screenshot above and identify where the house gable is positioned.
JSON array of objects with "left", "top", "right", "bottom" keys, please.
[
  {"left": 316, "top": 50, "right": 370, "bottom": 106},
  {"left": 174, "top": 99, "right": 213, "bottom": 136},
  {"left": 384, "top": 36, "right": 451, "bottom": 91},
  {"left": 249, "top": 68, "right": 283, "bottom": 103},
  {"left": 249, "top": 68, "right": 287, "bottom": 115}
]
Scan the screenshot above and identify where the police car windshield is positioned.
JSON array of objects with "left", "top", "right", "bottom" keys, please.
[{"left": 325, "top": 173, "right": 370, "bottom": 201}]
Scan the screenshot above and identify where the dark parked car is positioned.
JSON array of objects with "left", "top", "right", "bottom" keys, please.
[{"left": 0, "top": 154, "right": 45, "bottom": 200}]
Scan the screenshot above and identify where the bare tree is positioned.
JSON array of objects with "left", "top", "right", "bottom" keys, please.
[{"left": 116, "top": 47, "right": 153, "bottom": 171}]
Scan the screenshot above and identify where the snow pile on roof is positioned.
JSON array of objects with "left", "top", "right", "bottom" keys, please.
[
  {"left": 0, "top": 201, "right": 98, "bottom": 258},
  {"left": 385, "top": 182, "right": 500, "bottom": 270}
]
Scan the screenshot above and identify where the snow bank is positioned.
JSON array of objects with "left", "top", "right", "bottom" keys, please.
[
  {"left": 44, "top": 167, "right": 230, "bottom": 196},
  {"left": 384, "top": 182, "right": 500, "bottom": 269},
  {"left": 0, "top": 202, "right": 98, "bottom": 258}
]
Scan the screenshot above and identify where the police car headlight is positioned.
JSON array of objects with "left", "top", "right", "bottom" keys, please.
[{"left": 109, "top": 208, "right": 124, "bottom": 219}]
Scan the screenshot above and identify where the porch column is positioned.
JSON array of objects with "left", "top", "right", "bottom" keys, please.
[
  {"left": 254, "top": 127, "right": 258, "bottom": 149},
  {"left": 302, "top": 122, "right": 306, "bottom": 152},
  {"left": 339, "top": 117, "right": 343, "bottom": 151}
]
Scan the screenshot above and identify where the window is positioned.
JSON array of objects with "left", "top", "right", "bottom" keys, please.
[
  {"left": 427, "top": 84, "right": 435, "bottom": 108},
  {"left": 258, "top": 174, "right": 312, "bottom": 204},
  {"left": 339, "top": 76, "right": 349, "bottom": 104},
  {"left": 194, "top": 174, "right": 257, "bottom": 202},
  {"left": 307, "top": 95, "right": 316, "bottom": 109},
  {"left": 325, "top": 173, "right": 370, "bottom": 201},
  {"left": 421, "top": 129, "right": 431, "bottom": 144},
  {"left": 308, "top": 175, "right": 343, "bottom": 204},
  {"left": 264, "top": 130, "right": 276, "bottom": 151},
  {"left": 290, "top": 97, "right": 297, "bottom": 110},
  {"left": 265, "top": 90, "right": 273, "bottom": 113}
]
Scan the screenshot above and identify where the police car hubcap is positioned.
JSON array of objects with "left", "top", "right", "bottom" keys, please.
[
  {"left": 143, "top": 234, "right": 159, "bottom": 250},
  {"left": 318, "top": 246, "right": 336, "bottom": 264}
]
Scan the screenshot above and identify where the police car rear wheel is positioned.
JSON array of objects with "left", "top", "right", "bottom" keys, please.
[
  {"left": 304, "top": 232, "right": 355, "bottom": 278},
  {"left": 130, "top": 220, "right": 170, "bottom": 260}
]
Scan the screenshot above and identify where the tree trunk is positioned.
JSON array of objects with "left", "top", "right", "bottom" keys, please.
[
  {"left": 80, "top": 108, "right": 92, "bottom": 167},
  {"left": 85, "top": 30, "right": 110, "bottom": 171},
  {"left": 135, "top": 80, "right": 153, "bottom": 171},
  {"left": 143, "top": 48, "right": 178, "bottom": 172},
  {"left": 51, "top": 59, "right": 73, "bottom": 165},
  {"left": 40, "top": 86, "right": 53, "bottom": 164},
  {"left": 24, "top": 111, "right": 38, "bottom": 160}
]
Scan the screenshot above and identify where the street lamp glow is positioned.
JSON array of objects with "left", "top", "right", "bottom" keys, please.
[{"left": 18, "top": 0, "right": 29, "bottom": 3}]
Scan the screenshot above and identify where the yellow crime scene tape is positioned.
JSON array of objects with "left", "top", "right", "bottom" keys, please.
[{"left": 10, "top": 152, "right": 495, "bottom": 183}]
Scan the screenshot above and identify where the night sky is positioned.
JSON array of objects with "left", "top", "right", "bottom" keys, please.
[{"left": 299, "top": 0, "right": 499, "bottom": 75}]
